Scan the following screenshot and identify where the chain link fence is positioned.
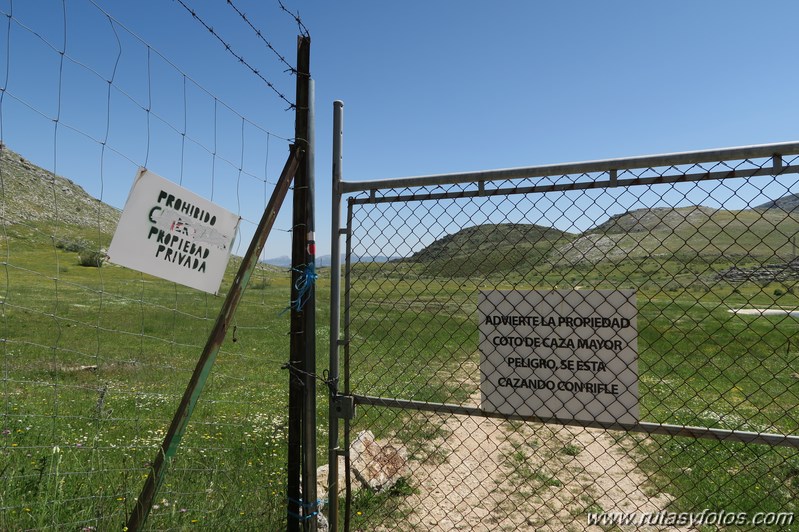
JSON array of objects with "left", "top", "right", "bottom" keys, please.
[{"left": 332, "top": 144, "right": 799, "bottom": 530}]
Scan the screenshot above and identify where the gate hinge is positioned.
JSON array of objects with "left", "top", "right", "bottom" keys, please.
[{"left": 332, "top": 395, "right": 356, "bottom": 420}]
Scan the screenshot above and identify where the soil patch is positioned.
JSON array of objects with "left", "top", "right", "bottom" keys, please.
[{"left": 398, "top": 385, "right": 687, "bottom": 531}]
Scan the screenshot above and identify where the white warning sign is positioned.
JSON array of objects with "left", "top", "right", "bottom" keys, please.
[
  {"left": 107, "top": 168, "right": 240, "bottom": 295},
  {"left": 479, "top": 289, "right": 639, "bottom": 425}
]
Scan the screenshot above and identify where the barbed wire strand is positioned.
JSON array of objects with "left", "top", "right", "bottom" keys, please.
[
  {"left": 224, "top": 0, "right": 297, "bottom": 74},
  {"left": 173, "top": 0, "right": 296, "bottom": 110},
  {"left": 277, "top": 0, "right": 310, "bottom": 38}
]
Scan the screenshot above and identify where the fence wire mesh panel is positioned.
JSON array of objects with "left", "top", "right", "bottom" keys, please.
[
  {"left": 340, "top": 147, "right": 799, "bottom": 530},
  {"left": 0, "top": 1, "right": 301, "bottom": 529}
]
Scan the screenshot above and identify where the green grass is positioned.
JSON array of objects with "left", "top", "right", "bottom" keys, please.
[
  {"left": 505, "top": 448, "right": 562, "bottom": 490},
  {"left": 350, "top": 477, "right": 418, "bottom": 528},
  {"left": 561, "top": 443, "right": 582, "bottom": 457},
  {"left": 0, "top": 221, "right": 307, "bottom": 530},
  {"left": 633, "top": 295, "right": 799, "bottom": 518}
]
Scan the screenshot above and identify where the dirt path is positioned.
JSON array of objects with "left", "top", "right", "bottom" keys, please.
[{"left": 399, "top": 390, "right": 684, "bottom": 531}]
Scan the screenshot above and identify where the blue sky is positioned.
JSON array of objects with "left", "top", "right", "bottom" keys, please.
[{"left": 1, "top": 0, "right": 798, "bottom": 258}]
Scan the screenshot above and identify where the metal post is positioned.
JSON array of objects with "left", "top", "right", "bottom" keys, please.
[
  {"left": 302, "top": 77, "right": 318, "bottom": 532},
  {"left": 343, "top": 199, "right": 354, "bottom": 531},
  {"left": 338, "top": 141, "right": 799, "bottom": 194},
  {"left": 328, "top": 100, "right": 344, "bottom": 530}
]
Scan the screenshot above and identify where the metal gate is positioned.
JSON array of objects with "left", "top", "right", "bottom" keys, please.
[{"left": 328, "top": 124, "right": 799, "bottom": 530}]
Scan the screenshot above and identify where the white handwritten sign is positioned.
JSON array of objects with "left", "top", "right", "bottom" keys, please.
[{"left": 107, "top": 168, "right": 240, "bottom": 295}]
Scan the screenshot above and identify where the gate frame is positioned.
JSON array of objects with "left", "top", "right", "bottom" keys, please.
[{"left": 327, "top": 130, "right": 799, "bottom": 529}]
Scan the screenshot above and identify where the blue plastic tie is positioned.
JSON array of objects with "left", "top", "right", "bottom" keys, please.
[
  {"left": 288, "top": 510, "right": 318, "bottom": 522},
  {"left": 287, "top": 497, "right": 321, "bottom": 521},
  {"left": 279, "top": 263, "right": 317, "bottom": 315},
  {"left": 294, "top": 263, "right": 317, "bottom": 311}
]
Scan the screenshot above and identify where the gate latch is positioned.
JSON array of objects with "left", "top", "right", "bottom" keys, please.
[{"left": 332, "top": 395, "right": 356, "bottom": 420}]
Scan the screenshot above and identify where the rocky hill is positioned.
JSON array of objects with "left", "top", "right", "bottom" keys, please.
[
  {"left": 753, "top": 193, "right": 799, "bottom": 212},
  {"left": 592, "top": 206, "right": 718, "bottom": 234},
  {"left": 0, "top": 146, "right": 119, "bottom": 232},
  {"left": 554, "top": 203, "right": 798, "bottom": 266}
]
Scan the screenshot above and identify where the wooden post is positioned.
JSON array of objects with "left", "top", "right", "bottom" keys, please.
[{"left": 288, "top": 35, "right": 316, "bottom": 532}]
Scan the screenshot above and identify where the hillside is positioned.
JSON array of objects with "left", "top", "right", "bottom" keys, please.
[
  {"left": 0, "top": 146, "right": 119, "bottom": 232},
  {"left": 400, "top": 223, "right": 574, "bottom": 277},
  {"left": 592, "top": 206, "right": 718, "bottom": 234},
  {"left": 753, "top": 192, "right": 799, "bottom": 212},
  {"left": 554, "top": 204, "right": 799, "bottom": 266}
]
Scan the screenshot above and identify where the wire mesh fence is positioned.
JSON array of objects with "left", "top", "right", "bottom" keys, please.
[
  {"left": 337, "top": 146, "right": 799, "bottom": 530},
  {"left": 0, "top": 1, "right": 300, "bottom": 529}
]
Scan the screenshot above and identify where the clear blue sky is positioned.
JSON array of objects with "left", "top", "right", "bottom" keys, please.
[{"left": 2, "top": 0, "right": 798, "bottom": 258}]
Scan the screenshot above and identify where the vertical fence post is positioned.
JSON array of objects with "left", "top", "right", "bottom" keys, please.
[
  {"left": 328, "top": 100, "right": 344, "bottom": 530},
  {"left": 288, "top": 35, "right": 316, "bottom": 532},
  {"left": 343, "top": 198, "right": 354, "bottom": 531},
  {"left": 303, "top": 76, "right": 318, "bottom": 531}
]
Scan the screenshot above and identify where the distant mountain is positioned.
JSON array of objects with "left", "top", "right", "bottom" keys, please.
[
  {"left": 262, "top": 254, "right": 399, "bottom": 268},
  {"left": 753, "top": 193, "right": 799, "bottom": 212},
  {"left": 262, "top": 255, "right": 292, "bottom": 267},
  {"left": 0, "top": 145, "right": 119, "bottom": 232}
]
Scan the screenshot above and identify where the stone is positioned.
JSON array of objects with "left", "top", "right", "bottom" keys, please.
[
  {"left": 350, "top": 430, "right": 409, "bottom": 492},
  {"left": 716, "top": 259, "right": 799, "bottom": 283},
  {"left": 313, "top": 429, "right": 410, "bottom": 525},
  {"left": 316, "top": 511, "right": 329, "bottom": 532}
]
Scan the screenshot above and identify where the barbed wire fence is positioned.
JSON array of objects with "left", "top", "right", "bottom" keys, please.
[
  {"left": 330, "top": 143, "right": 799, "bottom": 530},
  {"left": 0, "top": 0, "right": 306, "bottom": 529}
]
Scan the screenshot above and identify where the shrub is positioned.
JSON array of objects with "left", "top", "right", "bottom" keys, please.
[
  {"left": 78, "top": 249, "right": 104, "bottom": 268},
  {"left": 249, "top": 279, "right": 271, "bottom": 290},
  {"left": 55, "top": 237, "right": 89, "bottom": 253}
]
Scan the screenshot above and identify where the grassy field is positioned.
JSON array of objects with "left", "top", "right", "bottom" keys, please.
[{"left": 0, "top": 220, "right": 318, "bottom": 530}]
